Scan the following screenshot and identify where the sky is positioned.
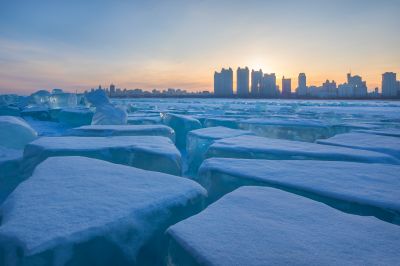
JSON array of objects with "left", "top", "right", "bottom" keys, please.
[{"left": 0, "top": 0, "right": 399, "bottom": 94}]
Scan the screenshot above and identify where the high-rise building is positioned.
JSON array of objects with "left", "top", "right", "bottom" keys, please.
[
  {"left": 382, "top": 72, "right": 397, "bottom": 97},
  {"left": 296, "top": 73, "right": 307, "bottom": 96},
  {"left": 282, "top": 76, "right": 291, "bottom": 97},
  {"left": 261, "top": 73, "right": 278, "bottom": 97},
  {"left": 251, "top": 69, "right": 263, "bottom": 97},
  {"left": 110, "top": 84, "right": 116, "bottom": 96},
  {"left": 347, "top": 73, "right": 367, "bottom": 98},
  {"left": 322, "top": 80, "right": 337, "bottom": 98},
  {"left": 237, "top": 67, "right": 249, "bottom": 97},
  {"left": 214, "top": 68, "right": 233, "bottom": 97}
]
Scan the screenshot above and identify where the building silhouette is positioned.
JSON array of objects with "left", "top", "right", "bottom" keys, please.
[
  {"left": 382, "top": 72, "right": 397, "bottom": 97},
  {"left": 297, "top": 73, "right": 307, "bottom": 96},
  {"left": 237, "top": 67, "right": 249, "bottom": 96},
  {"left": 282, "top": 76, "right": 291, "bottom": 97},
  {"left": 251, "top": 69, "right": 263, "bottom": 97},
  {"left": 261, "top": 73, "right": 278, "bottom": 97},
  {"left": 214, "top": 68, "right": 233, "bottom": 96},
  {"left": 347, "top": 73, "right": 367, "bottom": 98}
]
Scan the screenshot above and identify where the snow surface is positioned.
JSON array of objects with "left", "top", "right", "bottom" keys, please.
[
  {"left": 22, "top": 136, "right": 182, "bottom": 176},
  {"left": 198, "top": 158, "right": 400, "bottom": 224},
  {"left": 69, "top": 124, "right": 175, "bottom": 142},
  {"left": 0, "top": 147, "right": 23, "bottom": 203},
  {"left": 0, "top": 116, "right": 37, "bottom": 149},
  {"left": 317, "top": 132, "right": 400, "bottom": 158},
  {"left": 167, "top": 186, "right": 400, "bottom": 266},
  {"left": 0, "top": 156, "right": 206, "bottom": 265},
  {"left": 206, "top": 135, "right": 399, "bottom": 164}
]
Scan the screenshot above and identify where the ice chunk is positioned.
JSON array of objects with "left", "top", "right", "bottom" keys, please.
[
  {"left": 186, "top": 127, "right": 253, "bottom": 174},
  {"left": 161, "top": 113, "right": 202, "bottom": 149},
  {"left": 68, "top": 124, "right": 175, "bottom": 141},
  {"left": 239, "top": 118, "right": 333, "bottom": 142},
  {"left": 127, "top": 115, "right": 162, "bottom": 125},
  {"left": 0, "top": 116, "right": 37, "bottom": 149},
  {"left": 58, "top": 108, "right": 94, "bottom": 127},
  {"left": 317, "top": 132, "right": 400, "bottom": 159},
  {"left": 22, "top": 136, "right": 182, "bottom": 176},
  {"left": 206, "top": 135, "right": 399, "bottom": 164},
  {"left": 167, "top": 187, "right": 400, "bottom": 266},
  {"left": 0, "top": 156, "right": 206, "bottom": 265},
  {"left": 355, "top": 129, "right": 400, "bottom": 138},
  {"left": 84, "top": 89, "right": 110, "bottom": 106},
  {"left": 203, "top": 117, "right": 239, "bottom": 129},
  {"left": 48, "top": 92, "right": 77, "bottom": 109},
  {"left": 21, "top": 106, "right": 52, "bottom": 121},
  {"left": 0, "top": 147, "right": 23, "bottom": 203},
  {"left": 28, "top": 90, "right": 51, "bottom": 106},
  {"left": 0, "top": 105, "right": 20, "bottom": 116},
  {"left": 198, "top": 158, "right": 400, "bottom": 223}
]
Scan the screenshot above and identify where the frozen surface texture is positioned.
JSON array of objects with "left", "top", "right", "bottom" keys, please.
[
  {"left": 198, "top": 158, "right": 400, "bottom": 223},
  {"left": 206, "top": 135, "right": 399, "bottom": 164},
  {"left": 85, "top": 89, "right": 127, "bottom": 125},
  {"left": 0, "top": 116, "right": 37, "bottom": 149},
  {"left": 22, "top": 136, "right": 182, "bottom": 176},
  {"left": 167, "top": 187, "right": 400, "bottom": 266},
  {"left": 69, "top": 124, "right": 175, "bottom": 142},
  {"left": 161, "top": 113, "right": 202, "bottom": 149},
  {"left": 186, "top": 127, "right": 253, "bottom": 174},
  {"left": 0, "top": 157, "right": 206, "bottom": 265},
  {"left": 317, "top": 132, "right": 400, "bottom": 158}
]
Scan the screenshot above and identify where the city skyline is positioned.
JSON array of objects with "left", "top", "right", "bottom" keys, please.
[{"left": 1, "top": 0, "right": 399, "bottom": 94}]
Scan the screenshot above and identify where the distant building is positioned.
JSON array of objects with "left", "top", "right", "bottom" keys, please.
[
  {"left": 282, "top": 76, "right": 291, "bottom": 97},
  {"left": 261, "top": 73, "right": 278, "bottom": 97},
  {"left": 321, "top": 80, "right": 337, "bottom": 98},
  {"left": 296, "top": 73, "right": 307, "bottom": 96},
  {"left": 110, "top": 84, "right": 116, "bottom": 96},
  {"left": 338, "top": 83, "right": 354, "bottom": 98},
  {"left": 382, "top": 72, "right": 397, "bottom": 97},
  {"left": 251, "top": 69, "right": 263, "bottom": 97},
  {"left": 237, "top": 67, "right": 249, "bottom": 96},
  {"left": 347, "top": 73, "right": 367, "bottom": 98},
  {"left": 214, "top": 68, "right": 233, "bottom": 96}
]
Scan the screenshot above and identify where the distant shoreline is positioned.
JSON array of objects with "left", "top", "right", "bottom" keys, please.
[{"left": 110, "top": 96, "right": 400, "bottom": 101}]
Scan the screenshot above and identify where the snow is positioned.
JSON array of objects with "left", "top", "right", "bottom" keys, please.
[
  {"left": 167, "top": 186, "right": 400, "bottom": 266},
  {"left": 22, "top": 136, "right": 182, "bottom": 176},
  {"left": 0, "top": 156, "right": 206, "bottom": 265},
  {"left": 85, "top": 89, "right": 127, "bottom": 125},
  {"left": 239, "top": 118, "right": 333, "bottom": 142},
  {"left": 161, "top": 113, "right": 202, "bottom": 149},
  {"left": 0, "top": 116, "right": 37, "bottom": 149},
  {"left": 317, "top": 132, "right": 400, "bottom": 159},
  {"left": 198, "top": 158, "right": 400, "bottom": 224},
  {"left": 207, "top": 135, "right": 399, "bottom": 164},
  {"left": 68, "top": 124, "right": 175, "bottom": 142},
  {"left": 186, "top": 127, "right": 253, "bottom": 174}
]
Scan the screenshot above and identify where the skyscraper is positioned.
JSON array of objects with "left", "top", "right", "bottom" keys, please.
[
  {"left": 110, "top": 83, "right": 116, "bottom": 96},
  {"left": 282, "top": 76, "right": 291, "bottom": 97},
  {"left": 237, "top": 67, "right": 249, "bottom": 97},
  {"left": 261, "top": 73, "right": 278, "bottom": 97},
  {"left": 382, "top": 72, "right": 397, "bottom": 97},
  {"left": 297, "top": 73, "right": 307, "bottom": 96},
  {"left": 214, "top": 68, "right": 233, "bottom": 97},
  {"left": 251, "top": 69, "right": 263, "bottom": 97}
]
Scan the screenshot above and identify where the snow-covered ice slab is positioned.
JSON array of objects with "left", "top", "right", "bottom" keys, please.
[
  {"left": 0, "top": 157, "right": 206, "bottom": 265},
  {"left": 317, "top": 132, "right": 400, "bottom": 159},
  {"left": 198, "top": 158, "right": 400, "bottom": 224},
  {"left": 22, "top": 136, "right": 182, "bottom": 176},
  {"left": 239, "top": 118, "right": 333, "bottom": 142},
  {"left": 0, "top": 116, "right": 37, "bottom": 149},
  {"left": 355, "top": 128, "right": 400, "bottom": 138},
  {"left": 69, "top": 124, "right": 175, "bottom": 142},
  {"left": 167, "top": 187, "right": 400, "bottom": 266},
  {"left": 161, "top": 113, "right": 202, "bottom": 149},
  {"left": 206, "top": 135, "right": 399, "bottom": 164},
  {"left": 186, "top": 127, "right": 253, "bottom": 174},
  {"left": 0, "top": 147, "right": 23, "bottom": 203}
]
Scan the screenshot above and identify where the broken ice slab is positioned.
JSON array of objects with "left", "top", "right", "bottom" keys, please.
[
  {"left": 166, "top": 187, "right": 400, "bottom": 266},
  {"left": 22, "top": 136, "right": 182, "bottom": 176},
  {"left": 317, "top": 132, "right": 400, "bottom": 159},
  {"left": 198, "top": 158, "right": 400, "bottom": 224},
  {"left": 48, "top": 93, "right": 77, "bottom": 109},
  {"left": 21, "top": 106, "right": 52, "bottom": 121},
  {"left": 238, "top": 118, "right": 333, "bottom": 142},
  {"left": 203, "top": 117, "right": 240, "bottom": 129},
  {"left": 186, "top": 127, "right": 253, "bottom": 174},
  {"left": 161, "top": 113, "right": 202, "bottom": 149},
  {"left": 127, "top": 115, "right": 162, "bottom": 125},
  {"left": 354, "top": 128, "right": 400, "bottom": 138},
  {"left": 68, "top": 124, "right": 175, "bottom": 142},
  {"left": 58, "top": 108, "right": 94, "bottom": 127},
  {"left": 0, "top": 116, "right": 37, "bottom": 149},
  {"left": 206, "top": 135, "right": 399, "bottom": 164},
  {"left": 0, "top": 147, "right": 23, "bottom": 203},
  {"left": 0, "top": 156, "right": 206, "bottom": 266}
]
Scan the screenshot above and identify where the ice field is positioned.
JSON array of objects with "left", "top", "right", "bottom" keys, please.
[{"left": 0, "top": 90, "right": 400, "bottom": 265}]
